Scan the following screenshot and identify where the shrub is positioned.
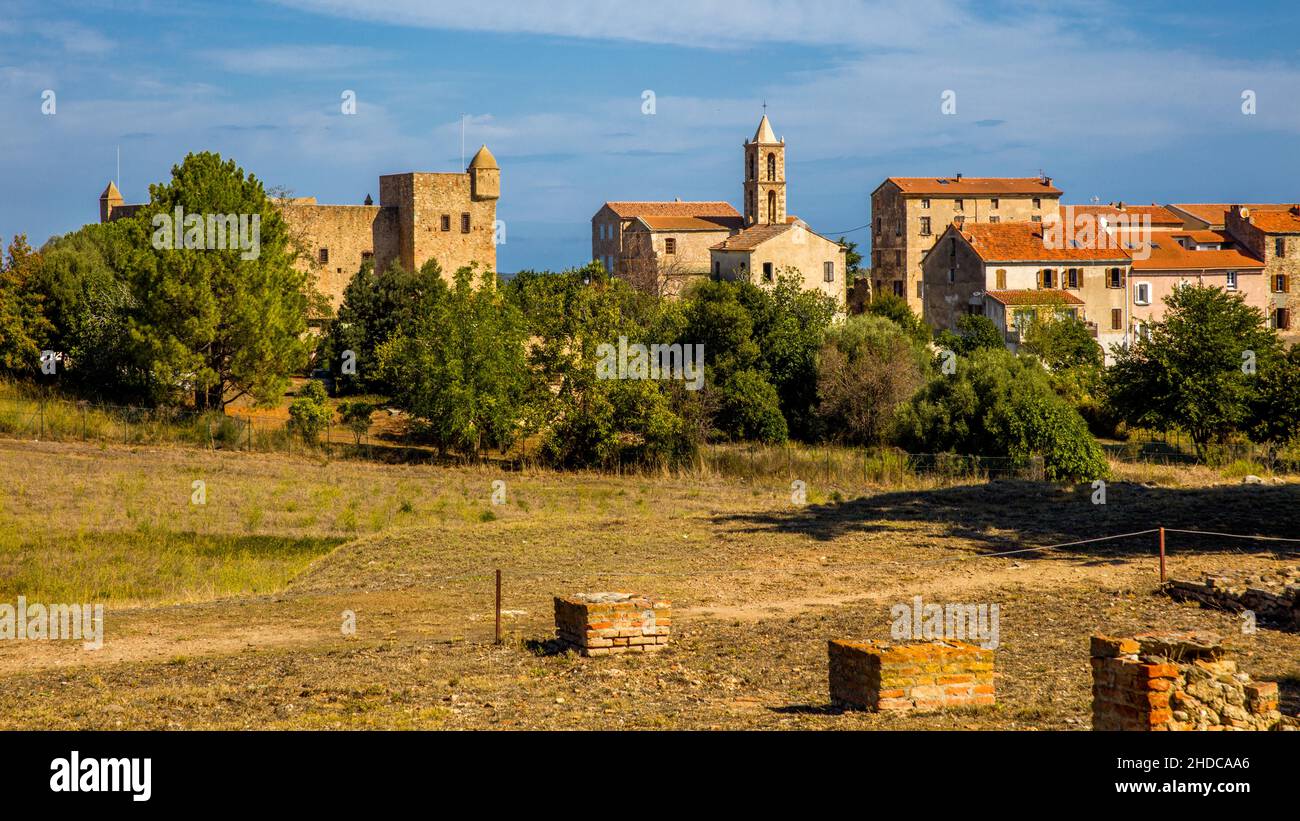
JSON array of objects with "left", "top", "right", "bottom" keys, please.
[
  {"left": 897, "top": 347, "right": 1107, "bottom": 481},
  {"left": 816, "top": 314, "right": 928, "bottom": 446},
  {"left": 288, "top": 380, "right": 330, "bottom": 443}
]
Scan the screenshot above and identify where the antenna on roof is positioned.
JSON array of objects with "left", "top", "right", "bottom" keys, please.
[
  {"left": 116, "top": 145, "right": 120, "bottom": 191},
  {"left": 461, "top": 115, "right": 466, "bottom": 170}
]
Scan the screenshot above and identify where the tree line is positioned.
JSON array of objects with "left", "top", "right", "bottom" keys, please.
[{"left": 2, "top": 153, "right": 1296, "bottom": 481}]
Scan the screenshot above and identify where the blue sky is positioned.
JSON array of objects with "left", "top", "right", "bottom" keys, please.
[{"left": 3, "top": 0, "right": 1300, "bottom": 271}]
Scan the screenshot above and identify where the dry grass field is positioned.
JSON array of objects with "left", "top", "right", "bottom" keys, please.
[{"left": 0, "top": 437, "right": 1297, "bottom": 730}]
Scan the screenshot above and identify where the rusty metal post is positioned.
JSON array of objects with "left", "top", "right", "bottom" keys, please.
[
  {"left": 494, "top": 569, "right": 502, "bottom": 644},
  {"left": 1157, "top": 527, "right": 1166, "bottom": 583}
]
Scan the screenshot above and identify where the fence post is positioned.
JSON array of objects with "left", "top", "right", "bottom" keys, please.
[
  {"left": 494, "top": 569, "right": 503, "bottom": 645},
  {"left": 1157, "top": 526, "right": 1166, "bottom": 583},
  {"left": 38, "top": 401, "right": 44, "bottom": 439}
]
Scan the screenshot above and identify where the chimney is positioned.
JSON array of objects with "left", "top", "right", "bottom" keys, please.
[
  {"left": 955, "top": 173, "right": 963, "bottom": 181},
  {"left": 1042, "top": 175, "right": 1053, "bottom": 187}
]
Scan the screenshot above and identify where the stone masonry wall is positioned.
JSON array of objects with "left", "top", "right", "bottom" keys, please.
[
  {"left": 1090, "top": 633, "right": 1287, "bottom": 731},
  {"left": 828, "top": 639, "right": 995, "bottom": 712},
  {"left": 554, "top": 593, "right": 671, "bottom": 656},
  {"left": 1164, "top": 568, "right": 1300, "bottom": 630}
]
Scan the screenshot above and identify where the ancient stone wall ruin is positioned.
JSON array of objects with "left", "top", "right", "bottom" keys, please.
[
  {"left": 1091, "top": 632, "right": 1290, "bottom": 731},
  {"left": 554, "top": 593, "right": 671, "bottom": 656},
  {"left": 828, "top": 639, "right": 995, "bottom": 712}
]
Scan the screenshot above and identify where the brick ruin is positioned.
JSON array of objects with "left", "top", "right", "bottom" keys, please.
[
  {"left": 1164, "top": 568, "right": 1300, "bottom": 630},
  {"left": 553, "top": 593, "right": 671, "bottom": 656},
  {"left": 828, "top": 639, "right": 995, "bottom": 712},
  {"left": 1091, "top": 632, "right": 1294, "bottom": 731}
]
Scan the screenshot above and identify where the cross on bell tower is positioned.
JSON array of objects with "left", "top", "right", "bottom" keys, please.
[{"left": 744, "top": 111, "right": 785, "bottom": 226}]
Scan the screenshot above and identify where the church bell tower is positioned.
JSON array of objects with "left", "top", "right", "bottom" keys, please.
[{"left": 744, "top": 113, "right": 786, "bottom": 226}]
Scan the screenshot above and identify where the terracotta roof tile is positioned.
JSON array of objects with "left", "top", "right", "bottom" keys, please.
[
  {"left": 985, "top": 289, "right": 1084, "bottom": 306},
  {"left": 638, "top": 215, "right": 744, "bottom": 232},
  {"left": 1059, "top": 203, "right": 1183, "bottom": 226},
  {"left": 603, "top": 201, "right": 740, "bottom": 219},
  {"left": 1242, "top": 206, "right": 1300, "bottom": 233},
  {"left": 951, "top": 221, "right": 1131, "bottom": 263},
  {"left": 1167, "top": 203, "right": 1293, "bottom": 227},
  {"left": 710, "top": 222, "right": 792, "bottom": 251},
  {"left": 886, "top": 176, "right": 1062, "bottom": 196},
  {"left": 1130, "top": 236, "right": 1264, "bottom": 271}
]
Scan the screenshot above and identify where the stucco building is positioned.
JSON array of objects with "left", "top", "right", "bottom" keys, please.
[
  {"left": 921, "top": 221, "right": 1130, "bottom": 357},
  {"left": 592, "top": 115, "right": 846, "bottom": 308},
  {"left": 870, "top": 175, "right": 1062, "bottom": 313}
]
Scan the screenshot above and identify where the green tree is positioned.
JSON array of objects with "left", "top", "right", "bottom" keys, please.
[
  {"left": 717, "top": 368, "right": 787, "bottom": 443},
  {"left": 379, "top": 266, "right": 530, "bottom": 457},
  {"left": 936, "top": 313, "right": 1005, "bottom": 355},
  {"left": 29, "top": 222, "right": 149, "bottom": 401},
  {"left": 1247, "top": 344, "right": 1300, "bottom": 465},
  {"left": 1021, "top": 312, "right": 1103, "bottom": 370},
  {"left": 1105, "top": 284, "right": 1279, "bottom": 457},
  {"left": 124, "top": 152, "right": 315, "bottom": 408},
  {"left": 897, "top": 347, "right": 1107, "bottom": 481},
  {"left": 321, "top": 257, "right": 448, "bottom": 395},
  {"left": 816, "top": 314, "right": 930, "bottom": 445},
  {"left": 288, "top": 380, "right": 330, "bottom": 443},
  {"left": 337, "top": 400, "right": 375, "bottom": 445},
  {"left": 865, "top": 292, "right": 931, "bottom": 345},
  {"left": 0, "top": 236, "right": 54, "bottom": 376}
]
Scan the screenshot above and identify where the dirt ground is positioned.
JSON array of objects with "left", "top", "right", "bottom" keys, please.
[{"left": 0, "top": 438, "right": 1297, "bottom": 730}]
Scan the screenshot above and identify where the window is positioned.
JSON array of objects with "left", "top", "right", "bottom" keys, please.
[
  {"left": 893, "top": 280, "right": 904, "bottom": 297},
  {"left": 921, "top": 198, "right": 931, "bottom": 209},
  {"left": 995, "top": 269, "right": 1007, "bottom": 289},
  {"left": 1031, "top": 215, "right": 1042, "bottom": 223},
  {"left": 767, "top": 190, "right": 777, "bottom": 223},
  {"left": 823, "top": 261, "right": 835, "bottom": 282},
  {"left": 990, "top": 198, "right": 999, "bottom": 210},
  {"left": 954, "top": 199, "right": 964, "bottom": 212},
  {"left": 441, "top": 214, "right": 451, "bottom": 231},
  {"left": 988, "top": 216, "right": 1000, "bottom": 224},
  {"left": 1111, "top": 308, "right": 1123, "bottom": 330},
  {"left": 713, "top": 261, "right": 720, "bottom": 277},
  {"left": 1107, "top": 267, "right": 1123, "bottom": 288},
  {"left": 318, "top": 248, "right": 329, "bottom": 264},
  {"left": 953, "top": 215, "right": 966, "bottom": 227},
  {"left": 947, "top": 268, "right": 955, "bottom": 284},
  {"left": 1276, "top": 307, "right": 1292, "bottom": 331},
  {"left": 1065, "top": 268, "right": 1080, "bottom": 289},
  {"left": 1137, "top": 322, "right": 1151, "bottom": 341},
  {"left": 1040, "top": 269, "right": 1055, "bottom": 288},
  {"left": 763, "top": 262, "right": 774, "bottom": 282},
  {"left": 1276, "top": 237, "right": 1287, "bottom": 258},
  {"left": 1226, "top": 271, "right": 1238, "bottom": 291},
  {"left": 875, "top": 217, "right": 882, "bottom": 238},
  {"left": 920, "top": 217, "right": 932, "bottom": 236},
  {"left": 895, "top": 250, "right": 903, "bottom": 265},
  {"left": 361, "top": 251, "right": 373, "bottom": 262},
  {"left": 461, "top": 213, "right": 471, "bottom": 233},
  {"left": 767, "top": 153, "right": 776, "bottom": 181},
  {"left": 1274, "top": 274, "right": 1290, "bottom": 293},
  {"left": 664, "top": 237, "right": 677, "bottom": 255},
  {"left": 916, "top": 280, "right": 924, "bottom": 297},
  {"left": 1032, "top": 198, "right": 1042, "bottom": 209},
  {"left": 1135, "top": 282, "right": 1151, "bottom": 305}
]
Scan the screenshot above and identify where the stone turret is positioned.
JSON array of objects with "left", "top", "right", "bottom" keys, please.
[
  {"left": 468, "top": 144, "right": 499, "bottom": 201},
  {"left": 99, "top": 181, "right": 123, "bottom": 223}
]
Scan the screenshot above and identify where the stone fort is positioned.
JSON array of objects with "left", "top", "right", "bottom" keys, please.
[{"left": 99, "top": 145, "right": 501, "bottom": 312}]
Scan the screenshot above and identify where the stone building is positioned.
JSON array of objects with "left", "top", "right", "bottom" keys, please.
[
  {"left": 99, "top": 145, "right": 501, "bottom": 314},
  {"left": 1222, "top": 204, "right": 1299, "bottom": 340},
  {"left": 870, "top": 176, "right": 1062, "bottom": 312},
  {"left": 590, "top": 201, "right": 743, "bottom": 296},
  {"left": 591, "top": 115, "right": 846, "bottom": 308},
  {"left": 921, "top": 221, "right": 1131, "bottom": 357}
]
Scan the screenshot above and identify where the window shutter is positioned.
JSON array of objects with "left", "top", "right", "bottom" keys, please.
[{"left": 1120, "top": 267, "right": 1127, "bottom": 288}]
